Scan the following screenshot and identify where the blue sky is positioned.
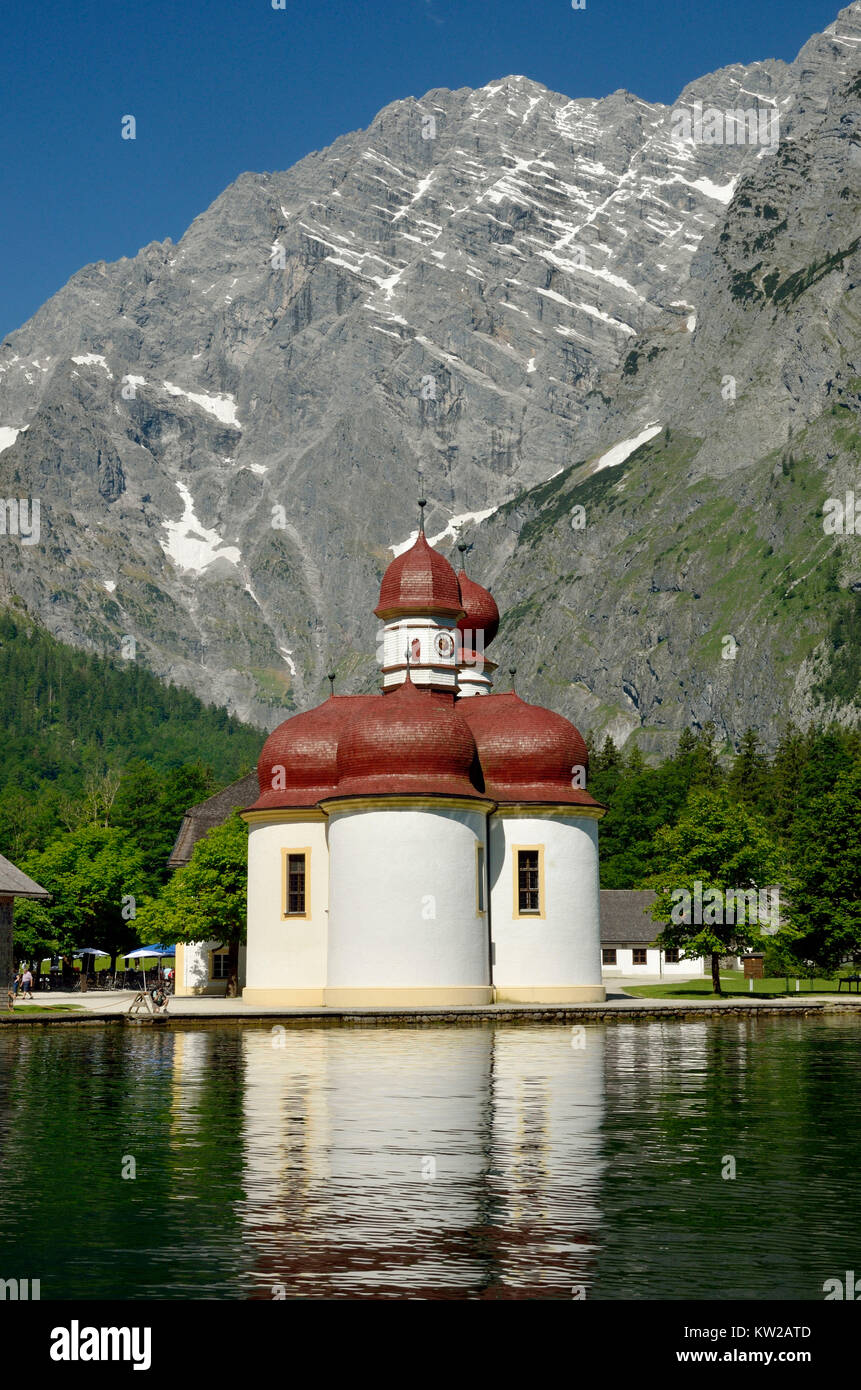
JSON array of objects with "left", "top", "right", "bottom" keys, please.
[{"left": 0, "top": 0, "right": 842, "bottom": 340}]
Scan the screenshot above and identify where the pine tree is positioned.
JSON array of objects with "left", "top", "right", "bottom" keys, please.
[{"left": 728, "top": 729, "right": 770, "bottom": 811}]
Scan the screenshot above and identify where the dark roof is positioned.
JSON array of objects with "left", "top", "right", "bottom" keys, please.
[
  {"left": 0, "top": 853, "right": 51, "bottom": 900},
  {"left": 600, "top": 889, "right": 662, "bottom": 944},
  {"left": 167, "top": 771, "right": 259, "bottom": 869}
]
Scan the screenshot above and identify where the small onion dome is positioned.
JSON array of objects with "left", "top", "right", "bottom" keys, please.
[
  {"left": 249, "top": 695, "right": 376, "bottom": 810},
  {"left": 330, "top": 677, "right": 488, "bottom": 800},
  {"left": 457, "top": 570, "right": 500, "bottom": 648},
  {"left": 375, "top": 531, "right": 465, "bottom": 621},
  {"left": 460, "top": 692, "right": 601, "bottom": 807}
]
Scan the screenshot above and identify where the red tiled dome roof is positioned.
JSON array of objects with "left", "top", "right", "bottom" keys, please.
[
  {"left": 457, "top": 570, "right": 500, "bottom": 648},
  {"left": 329, "top": 678, "right": 488, "bottom": 800},
  {"left": 249, "top": 695, "right": 376, "bottom": 810},
  {"left": 375, "top": 532, "right": 465, "bottom": 620},
  {"left": 459, "top": 692, "right": 600, "bottom": 807}
]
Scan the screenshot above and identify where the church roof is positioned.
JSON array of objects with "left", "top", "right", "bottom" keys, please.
[
  {"left": 249, "top": 695, "right": 377, "bottom": 812},
  {"left": 375, "top": 531, "right": 464, "bottom": 620},
  {"left": 174, "top": 527, "right": 602, "bottom": 820},
  {"left": 330, "top": 677, "right": 489, "bottom": 801},
  {"left": 0, "top": 853, "right": 51, "bottom": 900},
  {"left": 459, "top": 692, "right": 600, "bottom": 808},
  {"left": 456, "top": 568, "right": 499, "bottom": 647}
]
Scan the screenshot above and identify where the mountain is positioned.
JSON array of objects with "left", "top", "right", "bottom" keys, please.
[{"left": 1, "top": 4, "right": 860, "bottom": 752}]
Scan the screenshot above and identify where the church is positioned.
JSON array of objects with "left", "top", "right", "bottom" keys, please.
[{"left": 175, "top": 517, "right": 607, "bottom": 1005}]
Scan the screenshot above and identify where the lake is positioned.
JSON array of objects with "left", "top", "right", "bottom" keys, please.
[{"left": 1, "top": 1015, "right": 858, "bottom": 1300}]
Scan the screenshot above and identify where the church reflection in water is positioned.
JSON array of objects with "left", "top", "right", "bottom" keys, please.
[{"left": 220, "top": 1025, "right": 606, "bottom": 1299}]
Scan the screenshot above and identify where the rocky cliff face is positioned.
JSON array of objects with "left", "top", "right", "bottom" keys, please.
[{"left": 1, "top": 4, "right": 859, "bottom": 749}]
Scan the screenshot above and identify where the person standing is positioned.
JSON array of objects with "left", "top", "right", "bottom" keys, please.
[{"left": 21, "top": 967, "right": 34, "bottom": 999}]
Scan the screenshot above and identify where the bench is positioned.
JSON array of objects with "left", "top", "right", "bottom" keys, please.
[{"left": 128, "top": 989, "right": 169, "bottom": 1017}]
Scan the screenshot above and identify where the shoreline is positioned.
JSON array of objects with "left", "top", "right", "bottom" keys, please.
[{"left": 3, "top": 994, "right": 861, "bottom": 1027}]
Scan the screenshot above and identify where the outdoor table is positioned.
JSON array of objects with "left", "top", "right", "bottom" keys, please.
[{"left": 838, "top": 975, "right": 861, "bottom": 993}]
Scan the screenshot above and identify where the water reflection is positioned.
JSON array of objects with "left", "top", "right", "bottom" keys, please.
[
  {"left": 0, "top": 1018, "right": 859, "bottom": 1299},
  {"left": 236, "top": 1027, "right": 605, "bottom": 1298}
]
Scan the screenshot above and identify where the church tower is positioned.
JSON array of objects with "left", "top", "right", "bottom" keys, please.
[{"left": 375, "top": 506, "right": 464, "bottom": 693}]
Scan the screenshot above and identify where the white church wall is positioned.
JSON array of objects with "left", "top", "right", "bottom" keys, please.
[
  {"left": 490, "top": 813, "right": 605, "bottom": 1003},
  {"left": 243, "top": 816, "right": 329, "bottom": 1005},
  {"left": 174, "top": 938, "right": 247, "bottom": 996},
  {"left": 324, "top": 803, "right": 492, "bottom": 1005}
]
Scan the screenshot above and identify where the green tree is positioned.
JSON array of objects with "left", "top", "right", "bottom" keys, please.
[
  {"left": 648, "top": 788, "right": 787, "bottom": 994},
  {"left": 9, "top": 899, "right": 58, "bottom": 970},
  {"left": 16, "top": 825, "right": 148, "bottom": 970},
  {"left": 728, "top": 729, "right": 770, "bottom": 813},
  {"left": 769, "top": 722, "right": 805, "bottom": 835},
  {"left": 598, "top": 762, "right": 691, "bottom": 887},
  {"left": 134, "top": 811, "right": 248, "bottom": 947},
  {"left": 673, "top": 722, "right": 723, "bottom": 791},
  {"left": 111, "top": 760, "right": 217, "bottom": 889},
  {"left": 788, "top": 764, "right": 861, "bottom": 970}
]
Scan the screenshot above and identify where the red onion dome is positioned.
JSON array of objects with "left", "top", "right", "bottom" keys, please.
[
  {"left": 375, "top": 531, "right": 465, "bottom": 621},
  {"left": 457, "top": 570, "right": 500, "bottom": 648},
  {"left": 249, "top": 695, "right": 376, "bottom": 810},
  {"left": 460, "top": 692, "right": 601, "bottom": 807},
  {"left": 329, "top": 677, "right": 488, "bottom": 800}
]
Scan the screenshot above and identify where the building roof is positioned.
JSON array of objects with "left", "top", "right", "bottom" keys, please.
[
  {"left": 457, "top": 568, "right": 499, "bottom": 647},
  {"left": 375, "top": 530, "right": 465, "bottom": 620},
  {"left": 176, "top": 529, "right": 603, "bottom": 819},
  {"left": 329, "top": 677, "right": 490, "bottom": 801},
  {"left": 599, "top": 889, "right": 662, "bottom": 944},
  {"left": 250, "top": 695, "right": 377, "bottom": 812},
  {"left": 460, "top": 692, "right": 601, "bottom": 809},
  {"left": 168, "top": 771, "right": 259, "bottom": 869},
  {"left": 0, "top": 854, "right": 51, "bottom": 900}
]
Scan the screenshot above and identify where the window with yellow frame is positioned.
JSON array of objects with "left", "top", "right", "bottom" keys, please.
[
  {"left": 513, "top": 845, "right": 545, "bottom": 919},
  {"left": 475, "top": 841, "right": 487, "bottom": 916},
  {"left": 281, "top": 848, "right": 311, "bottom": 920}
]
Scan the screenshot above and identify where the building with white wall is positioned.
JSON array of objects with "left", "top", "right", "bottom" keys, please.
[
  {"left": 599, "top": 889, "right": 706, "bottom": 978},
  {"left": 235, "top": 519, "right": 607, "bottom": 1006}
]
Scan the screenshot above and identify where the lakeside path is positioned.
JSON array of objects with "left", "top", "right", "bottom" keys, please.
[{"left": 4, "top": 989, "right": 861, "bottom": 1025}]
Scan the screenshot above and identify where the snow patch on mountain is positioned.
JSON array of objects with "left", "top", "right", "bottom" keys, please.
[
  {"left": 71, "top": 353, "right": 114, "bottom": 378},
  {"left": 161, "top": 482, "right": 242, "bottom": 573},
  {"left": 0, "top": 426, "right": 26, "bottom": 454},
  {"left": 592, "top": 424, "right": 663, "bottom": 473},
  {"left": 389, "top": 507, "right": 499, "bottom": 558},
  {"left": 163, "top": 383, "right": 242, "bottom": 427}
]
